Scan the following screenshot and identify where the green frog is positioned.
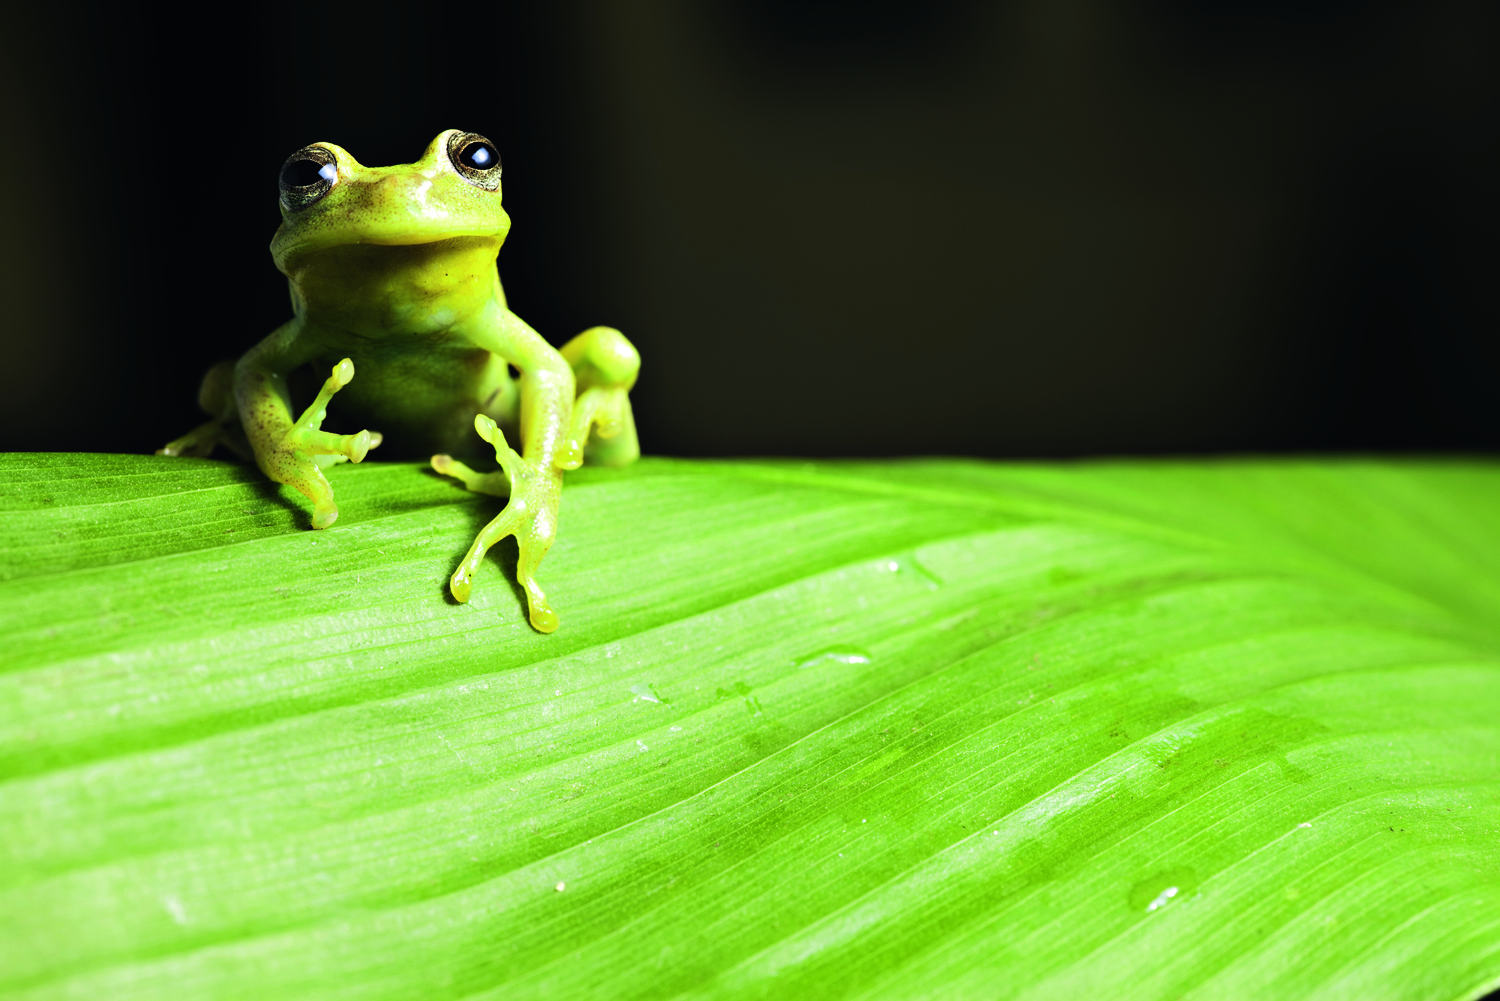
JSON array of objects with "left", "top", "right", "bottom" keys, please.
[{"left": 159, "top": 130, "right": 640, "bottom": 633}]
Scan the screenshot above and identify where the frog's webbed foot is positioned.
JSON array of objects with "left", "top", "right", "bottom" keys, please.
[
  {"left": 444, "top": 415, "right": 563, "bottom": 633},
  {"left": 265, "top": 358, "right": 375, "bottom": 529}
]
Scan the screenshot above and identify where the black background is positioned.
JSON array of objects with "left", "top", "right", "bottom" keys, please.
[{"left": 1, "top": 1, "right": 1495, "bottom": 459}]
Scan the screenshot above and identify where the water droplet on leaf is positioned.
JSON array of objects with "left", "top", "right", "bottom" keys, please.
[
  {"left": 1129, "top": 867, "right": 1199, "bottom": 913},
  {"left": 795, "top": 648, "right": 873, "bottom": 669},
  {"left": 630, "top": 683, "right": 668, "bottom": 704}
]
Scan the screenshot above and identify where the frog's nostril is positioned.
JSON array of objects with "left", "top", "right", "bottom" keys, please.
[{"left": 375, "top": 174, "right": 419, "bottom": 196}]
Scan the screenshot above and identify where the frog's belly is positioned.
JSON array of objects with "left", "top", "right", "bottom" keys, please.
[{"left": 305, "top": 342, "right": 515, "bottom": 460}]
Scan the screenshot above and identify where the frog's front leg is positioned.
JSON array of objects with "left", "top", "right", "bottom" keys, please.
[
  {"left": 557, "top": 326, "right": 641, "bottom": 470},
  {"left": 446, "top": 415, "right": 563, "bottom": 632},
  {"left": 237, "top": 335, "right": 376, "bottom": 529},
  {"left": 434, "top": 307, "right": 579, "bottom": 632}
]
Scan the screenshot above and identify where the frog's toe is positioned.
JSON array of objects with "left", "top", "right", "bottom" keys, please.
[
  {"left": 156, "top": 440, "right": 195, "bottom": 458},
  {"left": 469, "top": 416, "right": 526, "bottom": 487},
  {"left": 554, "top": 440, "right": 585, "bottom": 471},
  {"left": 366, "top": 431, "right": 384, "bottom": 451},
  {"left": 345, "top": 429, "right": 373, "bottom": 463},
  {"left": 520, "top": 573, "right": 558, "bottom": 632},
  {"left": 311, "top": 503, "right": 339, "bottom": 530},
  {"left": 291, "top": 426, "right": 372, "bottom": 463},
  {"left": 527, "top": 600, "right": 559, "bottom": 634},
  {"left": 594, "top": 390, "right": 630, "bottom": 440},
  {"left": 473, "top": 414, "right": 506, "bottom": 450},
  {"left": 433, "top": 454, "right": 511, "bottom": 497},
  {"left": 450, "top": 565, "right": 475, "bottom": 603},
  {"left": 567, "top": 386, "right": 638, "bottom": 468},
  {"left": 330, "top": 357, "right": 356, "bottom": 389},
  {"left": 157, "top": 419, "right": 225, "bottom": 458}
]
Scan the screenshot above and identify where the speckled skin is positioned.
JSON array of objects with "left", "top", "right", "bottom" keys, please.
[{"left": 159, "top": 129, "right": 640, "bottom": 633}]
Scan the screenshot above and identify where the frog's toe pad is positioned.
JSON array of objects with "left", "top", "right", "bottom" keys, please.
[
  {"left": 450, "top": 567, "right": 474, "bottom": 603},
  {"left": 473, "top": 414, "right": 504, "bottom": 448},
  {"left": 528, "top": 602, "right": 559, "bottom": 634},
  {"left": 522, "top": 577, "right": 558, "bottom": 633},
  {"left": 345, "top": 430, "right": 373, "bottom": 463},
  {"left": 594, "top": 391, "right": 629, "bottom": 439},
  {"left": 555, "top": 441, "right": 585, "bottom": 471}
]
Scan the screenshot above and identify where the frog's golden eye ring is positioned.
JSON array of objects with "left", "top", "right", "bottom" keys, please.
[
  {"left": 446, "top": 131, "right": 502, "bottom": 191},
  {"left": 278, "top": 145, "right": 338, "bottom": 212}
]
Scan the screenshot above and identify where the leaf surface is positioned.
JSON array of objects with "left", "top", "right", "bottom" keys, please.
[{"left": 2, "top": 453, "right": 1498, "bottom": 1000}]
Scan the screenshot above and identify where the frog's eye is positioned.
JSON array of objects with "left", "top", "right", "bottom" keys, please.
[
  {"left": 446, "top": 131, "right": 502, "bottom": 191},
  {"left": 278, "top": 145, "right": 338, "bottom": 212},
  {"left": 460, "top": 142, "right": 497, "bottom": 170}
]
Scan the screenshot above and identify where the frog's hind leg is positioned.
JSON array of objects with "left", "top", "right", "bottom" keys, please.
[
  {"left": 556, "top": 326, "right": 641, "bottom": 470},
  {"left": 570, "top": 389, "right": 638, "bottom": 468},
  {"left": 157, "top": 361, "right": 252, "bottom": 460}
]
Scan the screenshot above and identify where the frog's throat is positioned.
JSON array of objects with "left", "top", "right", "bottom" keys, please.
[{"left": 280, "top": 238, "right": 505, "bottom": 328}]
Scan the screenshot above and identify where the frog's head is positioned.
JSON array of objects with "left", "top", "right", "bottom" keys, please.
[{"left": 269, "top": 129, "right": 509, "bottom": 273}]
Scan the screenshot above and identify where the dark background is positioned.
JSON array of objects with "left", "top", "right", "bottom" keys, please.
[{"left": 1, "top": 1, "right": 1495, "bottom": 459}]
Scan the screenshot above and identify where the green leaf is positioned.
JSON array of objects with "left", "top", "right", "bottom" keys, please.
[{"left": 2, "top": 453, "right": 1499, "bottom": 1000}]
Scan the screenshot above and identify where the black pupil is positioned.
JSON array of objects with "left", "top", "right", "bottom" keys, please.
[
  {"left": 460, "top": 142, "right": 497, "bottom": 171},
  {"left": 281, "top": 159, "right": 328, "bottom": 188}
]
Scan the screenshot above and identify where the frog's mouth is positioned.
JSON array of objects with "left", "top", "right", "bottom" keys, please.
[
  {"left": 277, "top": 236, "right": 509, "bottom": 289},
  {"left": 272, "top": 225, "right": 509, "bottom": 274},
  {"left": 271, "top": 185, "right": 511, "bottom": 271},
  {"left": 351, "top": 228, "right": 509, "bottom": 248}
]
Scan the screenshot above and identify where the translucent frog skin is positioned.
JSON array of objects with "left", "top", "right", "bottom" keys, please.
[{"left": 159, "top": 130, "right": 640, "bottom": 633}]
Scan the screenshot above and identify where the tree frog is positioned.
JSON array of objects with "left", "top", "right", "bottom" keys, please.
[{"left": 159, "top": 130, "right": 640, "bottom": 633}]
